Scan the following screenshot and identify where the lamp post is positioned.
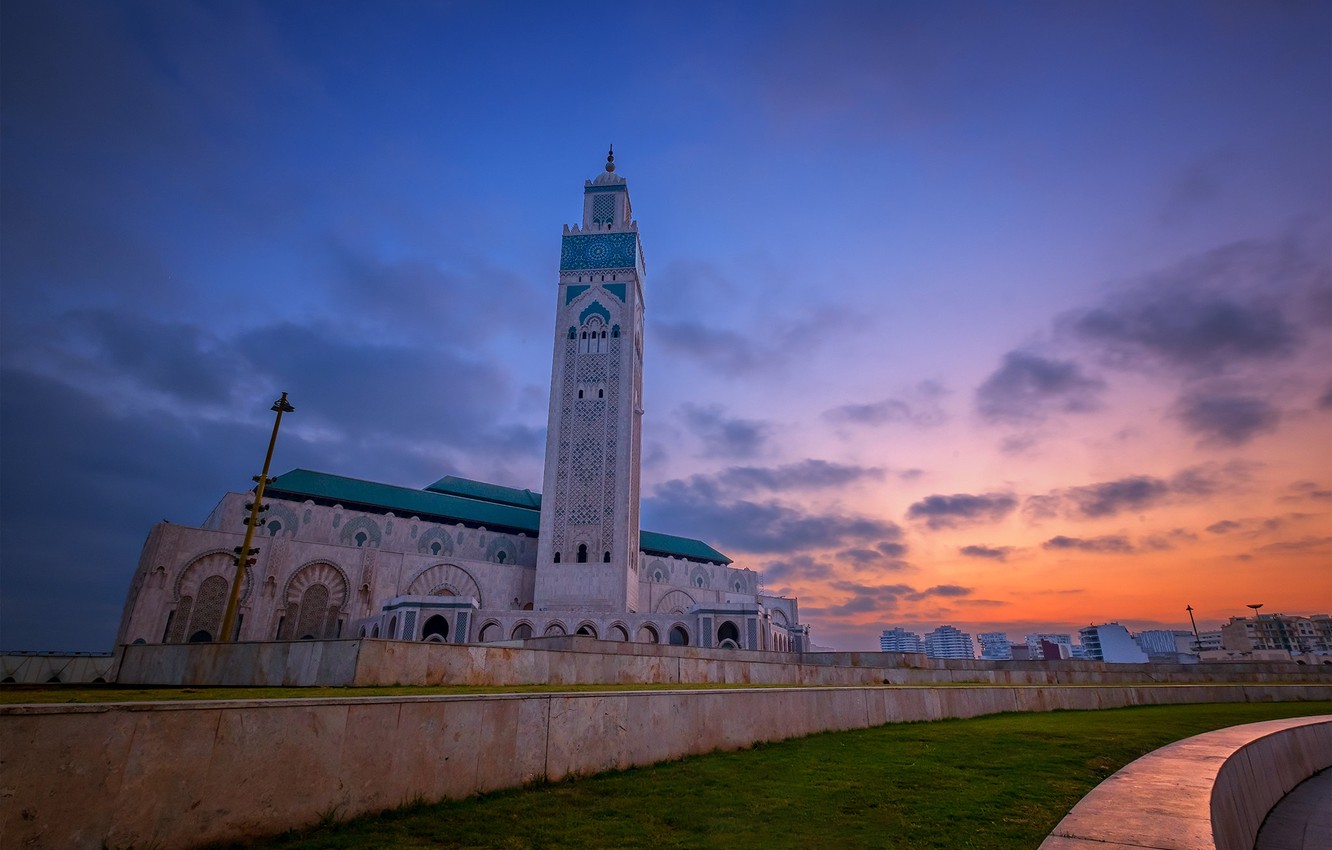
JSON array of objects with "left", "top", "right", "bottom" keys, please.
[
  {"left": 219, "top": 392, "right": 295, "bottom": 643},
  {"left": 1186, "top": 604, "right": 1201, "bottom": 654}
]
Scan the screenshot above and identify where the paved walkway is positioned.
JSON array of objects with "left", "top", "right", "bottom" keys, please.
[{"left": 1255, "top": 768, "right": 1332, "bottom": 850}]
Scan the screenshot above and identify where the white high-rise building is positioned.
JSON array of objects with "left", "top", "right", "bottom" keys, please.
[
  {"left": 977, "top": 632, "right": 1012, "bottom": 660},
  {"left": 923, "top": 625, "right": 975, "bottom": 660},
  {"left": 1079, "top": 623, "right": 1149, "bottom": 663},
  {"left": 879, "top": 627, "right": 924, "bottom": 653}
]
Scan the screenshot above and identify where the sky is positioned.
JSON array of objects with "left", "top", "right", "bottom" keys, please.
[{"left": 2, "top": 0, "right": 1329, "bottom": 653}]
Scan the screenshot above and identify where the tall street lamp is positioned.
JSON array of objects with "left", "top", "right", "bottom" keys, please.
[
  {"left": 219, "top": 392, "right": 295, "bottom": 643},
  {"left": 1186, "top": 604, "right": 1201, "bottom": 654}
]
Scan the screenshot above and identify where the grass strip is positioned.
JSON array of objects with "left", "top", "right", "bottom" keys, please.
[{"left": 203, "top": 700, "right": 1332, "bottom": 850}]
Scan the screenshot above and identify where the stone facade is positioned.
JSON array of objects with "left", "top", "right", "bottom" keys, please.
[{"left": 114, "top": 156, "right": 807, "bottom": 653}]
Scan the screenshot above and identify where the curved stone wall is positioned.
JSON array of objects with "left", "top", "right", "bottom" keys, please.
[{"left": 1039, "top": 715, "right": 1332, "bottom": 850}]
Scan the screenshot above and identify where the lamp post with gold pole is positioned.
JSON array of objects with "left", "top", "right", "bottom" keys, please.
[{"left": 219, "top": 392, "right": 295, "bottom": 642}]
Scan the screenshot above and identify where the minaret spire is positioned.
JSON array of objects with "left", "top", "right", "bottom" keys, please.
[{"left": 605, "top": 144, "right": 615, "bottom": 173}]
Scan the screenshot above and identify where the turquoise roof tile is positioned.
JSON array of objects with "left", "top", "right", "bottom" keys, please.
[{"left": 264, "top": 469, "right": 731, "bottom": 564}]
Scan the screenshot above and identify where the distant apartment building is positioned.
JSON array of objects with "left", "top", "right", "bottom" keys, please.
[
  {"left": 1079, "top": 623, "right": 1149, "bottom": 663},
  {"left": 977, "top": 632, "right": 1012, "bottom": 660},
  {"left": 1025, "top": 633, "right": 1074, "bottom": 656},
  {"left": 1037, "top": 639, "right": 1072, "bottom": 660},
  {"left": 1135, "top": 629, "right": 1197, "bottom": 657},
  {"left": 1221, "top": 613, "right": 1332, "bottom": 654},
  {"left": 924, "top": 625, "right": 975, "bottom": 660},
  {"left": 879, "top": 627, "right": 924, "bottom": 653}
]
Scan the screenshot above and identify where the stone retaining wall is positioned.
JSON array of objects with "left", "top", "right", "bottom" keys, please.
[
  {"left": 114, "top": 637, "right": 1332, "bottom": 689},
  {"left": 4, "top": 683, "right": 1330, "bottom": 850},
  {"left": 1038, "top": 715, "right": 1332, "bottom": 850}
]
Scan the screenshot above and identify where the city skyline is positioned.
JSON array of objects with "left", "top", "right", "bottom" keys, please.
[{"left": 2, "top": 1, "right": 1329, "bottom": 651}]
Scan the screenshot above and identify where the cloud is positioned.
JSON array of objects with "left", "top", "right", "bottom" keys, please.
[
  {"left": 1065, "top": 238, "right": 1309, "bottom": 375},
  {"left": 825, "top": 381, "right": 948, "bottom": 428},
  {"left": 1281, "top": 481, "right": 1332, "bottom": 503},
  {"left": 652, "top": 308, "right": 854, "bottom": 377},
  {"left": 1042, "top": 535, "right": 1134, "bottom": 554},
  {"left": 1140, "top": 529, "right": 1198, "bottom": 551},
  {"left": 717, "top": 460, "right": 885, "bottom": 493},
  {"left": 1026, "top": 464, "right": 1248, "bottom": 521},
  {"left": 1053, "top": 475, "right": 1171, "bottom": 518},
  {"left": 643, "top": 476, "right": 905, "bottom": 555},
  {"left": 906, "top": 492, "right": 1018, "bottom": 529},
  {"left": 975, "top": 350, "right": 1104, "bottom": 424},
  {"left": 1255, "top": 536, "right": 1332, "bottom": 553},
  {"left": 1206, "top": 520, "right": 1242, "bottom": 534},
  {"left": 959, "top": 544, "right": 1013, "bottom": 561},
  {"left": 677, "top": 404, "right": 770, "bottom": 459},
  {"left": 836, "top": 540, "right": 912, "bottom": 571},
  {"left": 811, "top": 581, "right": 976, "bottom": 618},
  {"left": 760, "top": 554, "right": 833, "bottom": 582},
  {"left": 1175, "top": 391, "right": 1280, "bottom": 446}
]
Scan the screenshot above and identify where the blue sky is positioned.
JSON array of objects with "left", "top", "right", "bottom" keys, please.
[{"left": 2, "top": 0, "right": 1329, "bottom": 652}]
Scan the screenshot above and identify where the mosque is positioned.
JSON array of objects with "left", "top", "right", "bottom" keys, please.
[{"left": 114, "top": 152, "right": 809, "bottom": 653}]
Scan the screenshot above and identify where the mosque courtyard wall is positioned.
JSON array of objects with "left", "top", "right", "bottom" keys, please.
[
  {"left": 4, "top": 680, "right": 1331, "bottom": 850},
  {"left": 113, "top": 637, "right": 1332, "bottom": 689}
]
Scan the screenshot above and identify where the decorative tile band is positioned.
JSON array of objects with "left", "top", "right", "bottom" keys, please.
[{"left": 560, "top": 233, "right": 637, "bottom": 270}]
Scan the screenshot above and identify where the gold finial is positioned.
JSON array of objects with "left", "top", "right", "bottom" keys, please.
[{"left": 605, "top": 144, "right": 615, "bottom": 173}]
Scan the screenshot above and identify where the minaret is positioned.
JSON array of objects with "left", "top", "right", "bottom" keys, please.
[{"left": 534, "top": 148, "right": 645, "bottom": 612}]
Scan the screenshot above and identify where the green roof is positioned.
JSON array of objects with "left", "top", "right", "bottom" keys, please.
[
  {"left": 425, "top": 476, "right": 542, "bottom": 510},
  {"left": 640, "top": 530, "right": 730, "bottom": 564},
  {"left": 264, "top": 468, "right": 731, "bottom": 564},
  {"left": 266, "top": 469, "right": 538, "bottom": 534}
]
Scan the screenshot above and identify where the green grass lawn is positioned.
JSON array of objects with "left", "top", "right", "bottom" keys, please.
[{"left": 202, "top": 700, "right": 1332, "bottom": 850}]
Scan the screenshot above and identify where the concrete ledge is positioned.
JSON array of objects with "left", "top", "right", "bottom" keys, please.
[
  {"left": 113, "top": 638, "right": 1332, "bottom": 689},
  {"left": 4, "top": 684, "right": 1330, "bottom": 850},
  {"left": 1038, "top": 715, "right": 1332, "bottom": 850}
]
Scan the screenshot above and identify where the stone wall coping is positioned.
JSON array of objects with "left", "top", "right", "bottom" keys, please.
[
  {"left": 5, "top": 683, "right": 1329, "bottom": 717},
  {"left": 1038, "top": 715, "right": 1332, "bottom": 850}
]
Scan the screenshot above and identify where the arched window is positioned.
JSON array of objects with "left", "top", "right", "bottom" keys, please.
[
  {"left": 718, "top": 621, "right": 740, "bottom": 648},
  {"left": 612, "top": 325, "right": 620, "bottom": 338},
  {"left": 577, "top": 544, "right": 588, "bottom": 563},
  {"left": 422, "top": 615, "right": 449, "bottom": 642},
  {"left": 554, "top": 552, "right": 561, "bottom": 563},
  {"left": 189, "top": 630, "right": 212, "bottom": 643},
  {"left": 268, "top": 520, "right": 282, "bottom": 536},
  {"left": 598, "top": 389, "right": 604, "bottom": 398},
  {"left": 576, "top": 624, "right": 597, "bottom": 638},
  {"left": 512, "top": 623, "right": 533, "bottom": 640},
  {"left": 669, "top": 626, "right": 689, "bottom": 646},
  {"left": 388, "top": 615, "right": 398, "bottom": 639},
  {"left": 568, "top": 327, "right": 576, "bottom": 339},
  {"left": 479, "top": 622, "right": 500, "bottom": 642},
  {"left": 354, "top": 531, "right": 367, "bottom": 547},
  {"left": 431, "top": 541, "right": 442, "bottom": 555},
  {"left": 637, "top": 625, "right": 659, "bottom": 643},
  {"left": 578, "top": 389, "right": 584, "bottom": 399},
  {"left": 496, "top": 550, "right": 507, "bottom": 563},
  {"left": 602, "top": 551, "right": 611, "bottom": 562}
]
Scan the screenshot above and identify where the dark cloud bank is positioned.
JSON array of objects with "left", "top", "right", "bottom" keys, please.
[{"left": 975, "top": 230, "right": 1331, "bottom": 446}]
